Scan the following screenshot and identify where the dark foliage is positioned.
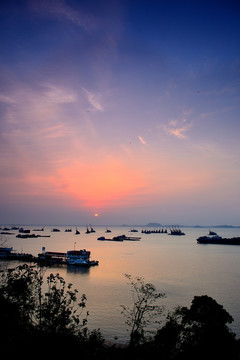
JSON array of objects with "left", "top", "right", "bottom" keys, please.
[
  {"left": 153, "top": 295, "right": 240, "bottom": 360},
  {"left": 0, "top": 265, "right": 239, "bottom": 359}
]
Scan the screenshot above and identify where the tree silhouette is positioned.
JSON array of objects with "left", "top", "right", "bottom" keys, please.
[
  {"left": 154, "top": 295, "right": 239, "bottom": 359},
  {"left": 121, "top": 274, "right": 166, "bottom": 346}
]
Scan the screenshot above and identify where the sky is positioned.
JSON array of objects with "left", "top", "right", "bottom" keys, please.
[{"left": 0, "top": 0, "right": 240, "bottom": 226}]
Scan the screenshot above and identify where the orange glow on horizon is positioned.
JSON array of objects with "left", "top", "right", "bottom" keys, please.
[
  {"left": 57, "top": 158, "right": 148, "bottom": 209},
  {"left": 3, "top": 148, "right": 221, "bottom": 214}
]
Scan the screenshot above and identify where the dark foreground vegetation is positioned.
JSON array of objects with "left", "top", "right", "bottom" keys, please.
[{"left": 0, "top": 265, "right": 239, "bottom": 359}]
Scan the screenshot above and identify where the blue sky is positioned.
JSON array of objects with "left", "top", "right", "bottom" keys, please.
[{"left": 0, "top": 0, "right": 240, "bottom": 225}]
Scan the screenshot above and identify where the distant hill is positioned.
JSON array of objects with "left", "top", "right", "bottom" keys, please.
[
  {"left": 145, "top": 222, "right": 162, "bottom": 227},
  {"left": 211, "top": 225, "right": 240, "bottom": 228},
  {"left": 121, "top": 223, "right": 240, "bottom": 228},
  {"left": 143, "top": 223, "right": 240, "bottom": 228}
]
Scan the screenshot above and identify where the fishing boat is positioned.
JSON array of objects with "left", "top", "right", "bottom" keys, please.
[
  {"left": 90, "top": 225, "right": 96, "bottom": 233},
  {"left": 86, "top": 225, "right": 96, "bottom": 233}
]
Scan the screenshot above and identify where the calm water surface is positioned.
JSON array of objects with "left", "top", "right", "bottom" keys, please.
[{"left": 1, "top": 225, "right": 240, "bottom": 343}]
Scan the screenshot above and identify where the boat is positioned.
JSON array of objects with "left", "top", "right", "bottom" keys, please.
[
  {"left": 197, "top": 235, "right": 240, "bottom": 245},
  {"left": 38, "top": 247, "right": 99, "bottom": 266},
  {"left": 66, "top": 249, "right": 99, "bottom": 266},
  {"left": 85, "top": 225, "right": 96, "bottom": 233},
  {"left": 65, "top": 228, "right": 72, "bottom": 232},
  {"left": 97, "top": 234, "right": 141, "bottom": 241},
  {"left": 0, "top": 247, "right": 13, "bottom": 257},
  {"left": 17, "top": 234, "right": 39, "bottom": 239},
  {"left": 208, "top": 229, "right": 217, "bottom": 236},
  {"left": 52, "top": 228, "right": 60, "bottom": 232},
  {"left": 168, "top": 226, "right": 185, "bottom": 236},
  {"left": 0, "top": 247, "right": 35, "bottom": 261},
  {"left": 105, "top": 228, "right": 111, "bottom": 233},
  {"left": 97, "top": 236, "right": 123, "bottom": 242},
  {"left": 19, "top": 227, "right": 31, "bottom": 234},
  {"left": 114, "top": 234, "right": 141, "bottom": 241},
  {"left": 75, "top": 227, "right": 80, "bottom": 235},
  {"left": 90, "top": 225, "right": 96, "bottom": 233},
  {"left": 16, "top": 233, "right": 50, "bottom": 238},
  {"left": 130, "top": 228, "right": 138, "bottom": 232},
  {"left": 141, "top": 228, "right": 167, "bottom": 234}
]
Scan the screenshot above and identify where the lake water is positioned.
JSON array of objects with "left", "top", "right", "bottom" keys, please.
[{"left": 1, "top": 225, "right": 240, "bottom": 343}]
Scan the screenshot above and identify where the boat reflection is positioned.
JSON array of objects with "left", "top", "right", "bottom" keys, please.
[{"left": 67, "top": 264, "right": 91, "bottom": 275}]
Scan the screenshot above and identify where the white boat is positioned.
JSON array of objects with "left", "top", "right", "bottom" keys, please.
[{"left": 66, "top": 249, "right": 99, "bottom": 266}]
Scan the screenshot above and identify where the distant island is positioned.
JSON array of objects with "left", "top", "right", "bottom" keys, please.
[{"left": 123, "top": 223, "right": 240, "bottom": 228}]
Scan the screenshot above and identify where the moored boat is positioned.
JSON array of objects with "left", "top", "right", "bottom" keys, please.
[
  {"left": 168, "top": 226, "right": 185, "bottom": 236},
  {"left": 86, "top": 225, "right": 96, "bottom": 233},
  {"left": 98, "top": 234, "right": 141, "bottom": 241},
  {"left": 208, "top": 229, "right": 217, "bottom": 236},
  {"left": 19, "top": 227, "right": 31, "bottom": 234},
  {"left": 197, "top": 235, "right": 240, "bottom": 245},
  {"left": 0, "top": 247, "right": 13, "bottom": 257},
  {"left": 67, "top": 249, "right": 99, "bottom": 266},
  {"left": 114, "top": 234, "right": 141, "bottom": 241},
  {"left": 38, "top": 247, "right": 99, "bottom": 266},
  {"left": 97, "top": 236, "right": 123, "bottom": 241},
  {"left": 66, "top": 249, "right": 99, "bottom": 266},
  {"left": 130, "top": 228, "right": 138, "bottom": 232}
]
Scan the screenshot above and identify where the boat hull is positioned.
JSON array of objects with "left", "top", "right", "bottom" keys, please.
[
  {"left": 197, "top": 236, "right": 240, "bottom": 245},
  {"left": 67, "top": 260, "right": 99, "bottom": 266}
]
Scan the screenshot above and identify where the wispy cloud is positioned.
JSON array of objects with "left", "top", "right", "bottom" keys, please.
[
  {"left": 138, "top": 136, "right": 147, "bottom": 145},
  {"left": 0, "top": 94, "right": 16, "bottom": 104},
  {"left": 82, "top": 88, "right": 104, "bottom": 112},
  {"left": 164, "top": 115, "right": 192, "bottom": 139},
  {"left": 43, "top": 84, "right": 76, "bottom": 104},
  {"left": 168, "top": 127, "right": 188, "bottom": 139},
  {"left": 28, "top": 0, "right": 95, "bottom": 31},
  {"left": 0, "top": 83, "right": 79, "bottom": 169}
]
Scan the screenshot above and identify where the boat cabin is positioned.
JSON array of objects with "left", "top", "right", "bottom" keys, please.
[{"left": 67, "top": 249, "right": 90, "bottom": 261}]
